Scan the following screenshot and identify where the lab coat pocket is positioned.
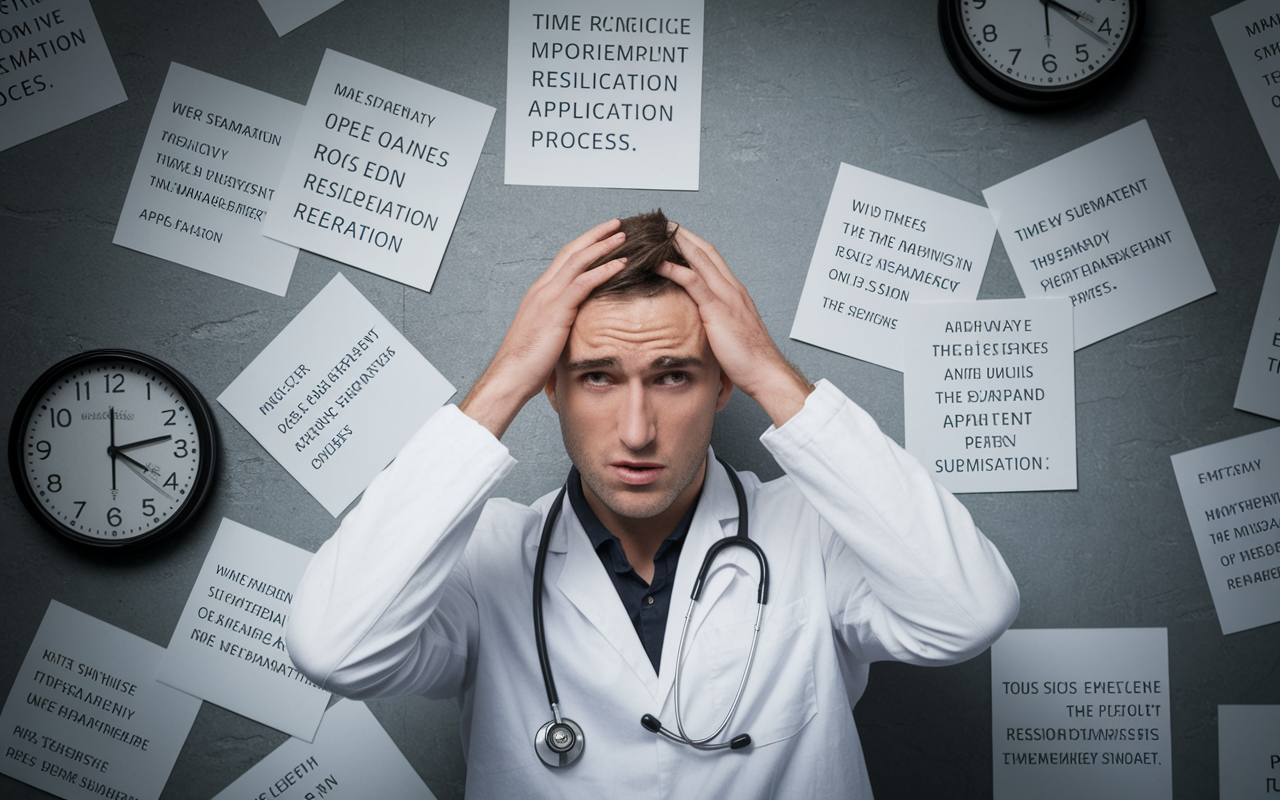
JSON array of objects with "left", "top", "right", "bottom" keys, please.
[{"left": 697, "top": 597, "right": 817, "bottom": 747}]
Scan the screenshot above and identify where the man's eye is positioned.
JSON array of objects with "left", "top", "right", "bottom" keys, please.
[
  {"left": 658, "top": 372, "right": 689, "bottom": 386},
  {"left": 584, "top": 372, "right": 610, "bottom": 385}
]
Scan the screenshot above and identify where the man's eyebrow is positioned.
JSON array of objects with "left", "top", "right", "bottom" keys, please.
[
  {"left": 652, "top": 356, "right": 703, "bottom": 369},
  {"left": 565, "top": 357, "right": 619, "bottom": 372}
]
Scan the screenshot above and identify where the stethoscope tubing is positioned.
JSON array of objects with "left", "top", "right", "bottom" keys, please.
[{"left": 533, "top": 456, "right": 768, "bottom": 765}]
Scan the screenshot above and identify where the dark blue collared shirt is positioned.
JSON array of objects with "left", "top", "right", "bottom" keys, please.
[{"left": 567, "top": 466, "right": 699, "bottom": 673}]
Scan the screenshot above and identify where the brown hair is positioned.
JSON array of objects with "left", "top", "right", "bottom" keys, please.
[{"left": 585, "top": 209, "right": 688, "bottom": 299}]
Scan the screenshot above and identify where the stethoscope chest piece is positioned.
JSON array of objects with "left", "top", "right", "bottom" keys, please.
[{"left": 535, "top": 716, "right": 584, "bottom": 767}]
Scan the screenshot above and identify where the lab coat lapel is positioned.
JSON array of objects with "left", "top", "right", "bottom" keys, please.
[
  {"left": 655, "top": 453, "right": 753, "bottom": 706},
  {"left": 545, "top": 493, "right": 662, "bottom": 697}
]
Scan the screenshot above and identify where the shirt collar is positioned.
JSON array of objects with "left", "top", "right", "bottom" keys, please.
[{"left": 566, "top": 465, "right": 699, "bottom": 573}]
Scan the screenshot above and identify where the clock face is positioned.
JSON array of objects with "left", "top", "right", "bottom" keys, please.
[
  {"left": 9, "top": 350, "right": 217, "bottom": 547},
  {"left": 961, "top": 0, "right": 1132, "bottom": 88},
  {"left": 939, "top": 0, "right": 1141, "bottom": 109}
]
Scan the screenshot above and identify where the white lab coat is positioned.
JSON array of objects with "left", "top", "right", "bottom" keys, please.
[{"left": 287, "top": 380, "right": 1019, "bottom": 799}]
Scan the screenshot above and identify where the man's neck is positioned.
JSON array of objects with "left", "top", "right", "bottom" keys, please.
[{"left": 580, "top": 459, "right": 706, "bottom": 584}]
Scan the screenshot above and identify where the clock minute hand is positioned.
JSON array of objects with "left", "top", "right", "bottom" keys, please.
[
  {"left": 1039, "top": 0, "right": 1108, "bottom": 44},
  {"left": 114, "top": 434, "right": 173, "bottom": 452},
  {"left": 117, "top": 453, "right": 176, "bottom": 500}
]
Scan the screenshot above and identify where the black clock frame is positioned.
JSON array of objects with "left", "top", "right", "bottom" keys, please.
[
  {"left": 8, "top": 349, "right": 219, "bottom": 548},
  {"left": 938, "top": 0, "right": 1144, "bottom": 111}
]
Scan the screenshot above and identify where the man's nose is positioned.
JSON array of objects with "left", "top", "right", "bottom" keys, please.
[{"left": 618, "top": 383, "right": 656, "bottom": 451}]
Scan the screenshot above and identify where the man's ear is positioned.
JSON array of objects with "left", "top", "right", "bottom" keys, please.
[
  {"left": 543, "top": 369, "right": 560, "bottom": 413},
  {"left": 714, "top": 369, "right": 734, "bottom": 413}
]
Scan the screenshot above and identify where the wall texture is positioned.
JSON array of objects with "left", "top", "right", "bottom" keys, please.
[{"left": 1, "top": 1, "right": 1275, "bottom": 798}]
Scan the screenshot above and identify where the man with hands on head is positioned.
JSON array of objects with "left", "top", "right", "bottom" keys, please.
[{"left": 287, "top": 211, "right": 1019, "bottom": 799}]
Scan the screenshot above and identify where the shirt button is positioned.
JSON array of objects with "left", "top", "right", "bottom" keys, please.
[{"left": 646, "top": 596, "right": 655, "bottom": 605}]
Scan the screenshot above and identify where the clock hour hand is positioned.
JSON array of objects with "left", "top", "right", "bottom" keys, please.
[
  {"left": 117, "top": 452, "right": 176, "bottom": 500},
  {"left": 1039, "top": 0, "right": 1109, "bottom": 44},
  {"left": 114, "top": 434, "right": 173, "bottom": 452}
]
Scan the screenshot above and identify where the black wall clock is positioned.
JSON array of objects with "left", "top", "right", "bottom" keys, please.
[
  {"left": 9, "top": 349, "right": 218, "bottom": 548},
  {"left": 939, "top": 0, "right": 1142, "bottom": 111}
]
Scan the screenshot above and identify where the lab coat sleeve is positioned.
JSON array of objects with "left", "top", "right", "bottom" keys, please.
[
  {"left": 759, "top": 379, "right": 1019, "bottom": 666},
  {"left": 286, "top": 403, "right": 517, "bottom": 700}
]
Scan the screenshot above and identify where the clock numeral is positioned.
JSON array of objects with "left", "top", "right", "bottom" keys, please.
[
  {"left": 46, "top": 474, "right": 61, "bottom": 493},
  {"left": 174, "top": 439, "right": 189, "bottom": 458},
  {"left": 982, "top": 24, "right": 997, "bottom": 42},
  {"left": 146, "top": 382, "right": 151, "bottom": 400},
  {"left": 35, "top": 441, "right": 51, "bottom": 460},
  {"left": 971, "top": 0, "right": 986, "bottom": 7},
  {"left": 73, "top": 501, "right": 85, "bottom": 519},
  {"left": 48, "top": 408, "right": 71, "bottom": 428},
  {"left": 1098, "top": 18, "right": 1111, "bottom": 36},
  {"left": 164, "top": 472, "right": 179, "bottom": 490},
  {"left": 1008, "top": 48, "right": 1021, "bottom": 65},
  {"left": 104, "top": 373, "right": 125, "bottom": 393},
  {"left": 1042, "top": 53, "right": 1058, "bottom": 73},
  {"left": 142, "top": 498, "right": 156, "bottom": 517},
  {"left": 75, "top": 381, "right": 90, "bottom": 401},
  {"left": 162, "top": 409, "right": 177, "bottom": 426},
  {"left": 107, "top": 508, "right": 122, "bottom": 527},
  {"left": 1076, "top": 44, "right": 1088, "bottom": 63}
]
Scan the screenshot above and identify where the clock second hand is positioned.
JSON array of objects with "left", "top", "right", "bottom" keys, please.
[{"left": 109, "top": 406, "right": 118, "bottom": 492}]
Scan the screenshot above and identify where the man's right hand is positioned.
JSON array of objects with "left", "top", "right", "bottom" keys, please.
[{"left": 459, "top": 219, "right": 627, "bottom": 439}]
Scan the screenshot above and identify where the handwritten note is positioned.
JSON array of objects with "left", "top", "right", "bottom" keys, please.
[
  {"left": 1214, "top": 0, "right": 1280, "bottom": 180},
  {"left": 257, "top": 0, "right": 345, "bottom": 37},
  {"left": 0, "top": 0, "right": 126, "bottom": 153},
  {"left": 156, "top": 518, "right": 328, "bottom": 741},
  {"left": 983, "top": 120, "right": 1215, "bottom": 349},
  {"left": 992, "top": 628, "right": 1172, "bottom": 800},
  {"left": 264, "top": 49, "right": 494, "bottom": 292},
  {"left": 1235, "top": 222, "right": 1280, "bottom": 421},
  {"left": 904, "top": 298, "right": 1076, "bottom": 493},
  {"left": 218, "top": 273, "right": 455, "bottom": 516},
  {"left": 0, "top": 601, "right": 201, "bottom": 800},
  {"left": 113, "top": 63, "right": 303, "bottom": 296},
  {"left": 790, "top": 163, "right": 996, "bottom": 371},
  {"left": 1219, "top": 705, "right": 1280, "bottom": 799},
  {"left": 1170, "top": 426, "right": 1280, "bottom": 635},
  {"left": 210, "top": 700, "right": 436, "bottom": 800},
  {"left": 504, "top": 0, "right": 705, "bottom": 190}
]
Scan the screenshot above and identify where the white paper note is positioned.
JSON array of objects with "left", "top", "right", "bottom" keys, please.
[
  {"left": 211, "top": 699, "right": 436, "bottom": 800},
  {"left": 1170, "top": 426, "right": 1280, "bottom": 635},
  {"left": 904, "top": 297, "right": 1076, "bottom": 493},
  {"left": 218, "top": 273, "right": 456, "bottom": 516},
  {"left": 991, "top": 628, "right": 1172, "bottom": 800},
  {"left": 789, "top": 163, "right": 996, "bottom": 372},
  {"left": 1214, "top": 0, "right": 1280, "bottom": 180},
  {"left": 1235, "top": 222, "right": 1280, "bottom": 420},
  {"left": 983, "top": 120, "right": 1216, "bottom": 350},
  {"left": 0, "top": 600, "right": 201, "bottom": 800},
  {"left": 155, "top": 518, "right": 327, "bottom": 741},
  {"left": 1219, "top": 705, "right": 1280, "bottom": 799},
  {"left": 0, "top": 0, "right": 126, "bottom": 153},
  {"left": 113, "top": 63, "right": 303, "bottom": 296},
  {"left": 264, "top": 50, "right": 495, "bottom": 293},
  {"left": 504, "top": 0, "right": 705, "bottom": 190},
  {"left": 257, "top": 0, "right": 345, "bottom": 37}
]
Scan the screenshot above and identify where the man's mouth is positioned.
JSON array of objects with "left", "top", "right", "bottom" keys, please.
[{"left": 611, "top": 462, "right": 663, "bottom": 485}]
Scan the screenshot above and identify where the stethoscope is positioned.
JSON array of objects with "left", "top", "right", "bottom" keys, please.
[{"left": 532, "top": 456, "right": 770, "bottom": 768}]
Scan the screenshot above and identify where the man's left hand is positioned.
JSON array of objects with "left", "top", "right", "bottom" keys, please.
[{"left": 658, "top": 227, "right": 814, "bottom": 428}]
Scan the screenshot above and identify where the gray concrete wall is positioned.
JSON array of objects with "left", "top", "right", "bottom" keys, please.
[{"left": 1, "top": 1, "right": 1275, "bottom": 798}]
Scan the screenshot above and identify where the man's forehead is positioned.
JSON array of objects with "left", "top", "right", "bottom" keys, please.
[{"left": 564, "top": 289, "right": 707, "bottom": 364}]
